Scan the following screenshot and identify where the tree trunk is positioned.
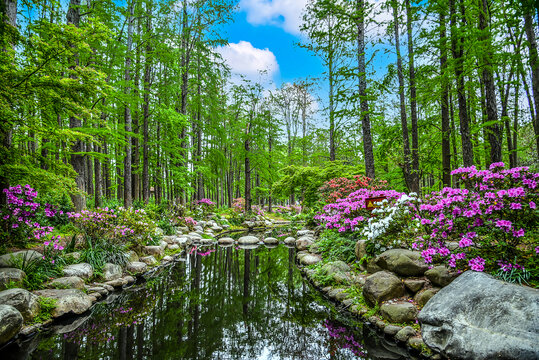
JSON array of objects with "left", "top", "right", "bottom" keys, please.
[
  {"left": 244, "top": 120, "right": 251, "bottom": 213},
  {"left": 357, "top": 0, "right": 375, "bottom": 179},
  {"left": 67, "top": 0, "right": 86, "bottom": 211},
  {"left": 440, "top": 6, "right": 451, "bottom": 187},
  {"left": 478, "top": 0, "right": 502, "bottom": 165},
  {"left": 524, "top": 11, "right": 539, "bottom": 158},
  {"left": 123, "top": 0, "right": 134, "bottom": 207},
  {"left": 328, "top": 13, "right": 336, "bottom": 161},
  {"left": 450, "top": 0, "right": 474, "bottom": 166},
  {"left": 406, "top": 0, "right": 419, "bottom": 192},
  {"left": 392, "top": 1, "right": 412, "bottom": 190}
]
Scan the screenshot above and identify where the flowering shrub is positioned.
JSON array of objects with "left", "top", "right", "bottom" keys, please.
[
  {"left": 177, "top": 216, "right": 197, "bottom": 230},
  {"left": 0, "top": 185, "right": 59, "bottom": 246},
  {"left": 412, "top": 164, "right": 538, "bottom": 275},
  {"left": 314, "top": 189, "right": 404, "bottom": 232},
  {"left": 318, "top": 175, "right": 387, "bottom": 204},
  {"left": 273, "top": 205, "right": 301, "bottom": 215},
  {"left": 115, "top": 207, "right": 157, "bottom": 244},
  {"left": 193, "top": 198, "right": 216, "bottom": 218}
]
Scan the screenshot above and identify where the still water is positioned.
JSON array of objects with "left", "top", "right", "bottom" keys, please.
[{"left": 1, "top": 244, "right": 416, "bottom": 359}]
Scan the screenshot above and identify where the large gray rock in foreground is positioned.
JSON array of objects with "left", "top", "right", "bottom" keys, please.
[
  {"left": 62, "top": 263, "right": 93, "bottom": 279},
  {"left": 363, "top": 271, "right": 405, "bottom": 306},
  {"left": 0, "top": 268, "right": 26, "bottom": 289},
  {"left": 0, "top": 305, "right": 23, "bottom": 344},
  {"left": 0, "top": 250, "right": 42, "bottom": 268},
  {"left": 419, "top": 271, "right": 539, "bottom": 360}
]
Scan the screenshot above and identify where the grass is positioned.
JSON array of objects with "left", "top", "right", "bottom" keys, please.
[{"left": 31, "top": 297, "right": 57, "bottom": 324}]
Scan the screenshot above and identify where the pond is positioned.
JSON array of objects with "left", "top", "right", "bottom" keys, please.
[{"left": 1, "top": 243, "right": 417, "bottom": 359}]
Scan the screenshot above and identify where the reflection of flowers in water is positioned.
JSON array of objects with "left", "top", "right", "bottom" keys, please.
[
  {"left": 323, "top": 320, "right": 366, "bottom": 358},
  {"left": 188, "top": 245, "right": 216, "bottom": 257}
]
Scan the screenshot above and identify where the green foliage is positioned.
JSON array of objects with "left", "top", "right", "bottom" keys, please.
[
  {"left": 315, "top": 229, "right": 357, "bottom": 264},
  {"left": 31, "top": 297, "right": 57, "bottom": 324},
  {"left": 80, "top": 241, "right": 129, "bottom": 271}
]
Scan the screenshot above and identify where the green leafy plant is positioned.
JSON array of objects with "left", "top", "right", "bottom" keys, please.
[{"left": 31, "top": 297, "right": 57, "bottom": 324}]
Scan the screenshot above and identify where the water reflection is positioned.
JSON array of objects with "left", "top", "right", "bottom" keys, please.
[{"left": 1, "top": 245, "right": 415, "bottom": 360}]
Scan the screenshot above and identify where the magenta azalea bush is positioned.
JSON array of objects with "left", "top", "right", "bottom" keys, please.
[
  {"left": 0, "top": 185, "right": 60, "bottom": 246},
  {"left": 413, "top": 163, "right": 538, "bottom": 276},
  {"left": 314, "top": 189, "right": 404, "bottom": 232},
  {"left": 315, "top": 164, "right": 539, "bottom": 282}
]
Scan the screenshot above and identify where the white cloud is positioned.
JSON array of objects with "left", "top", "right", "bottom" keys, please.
[
  {"left": 215, "top": 41, "right": 279, "bottom": 85},
  {"left": 239, "top": 0, "right": 308, "bottom": 35}
]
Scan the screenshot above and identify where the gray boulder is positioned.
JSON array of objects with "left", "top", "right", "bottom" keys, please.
[
  {"left": 126, "top": 251, "right": 139, "bottom": 262},
  {"left": 414, "top": 287, "right": 440, "bottom": 307},
  {"left": 419, "top": 271, "right": 539, "bottom": 360},
  {"left": 375, "top": 249, "right": 429, "bottom": 277},
  {"left": 263, "top": 237, "right": 279, "bottom": 245},
  {"left": 298, "top": 253, "right": 321, "bottom": 266},
  {"left": 237, "top": 236, "right": 259, "bottom": 245},
  {"left": 143, "top": 246, "right": 164, "bottom": 257},
  {"left": 404, "top": 279, "right": 425, "bottom": 293},
  {"left": 284, "top": 237, "right": 296, "bottom": 246},
  {"left": 0, "top": 268, "right": 26, "bottom": 289},
  {"left": 0, "top": 250, "right": 42, "bottom": 268},
  {"left": 103, "top": 263, "right": 122, "bottom": 281},
  {"left": 295, "top": 236, "right": 314, "bottom": 251},
  {"left": 33, "top": 289, "right": 92, "bottom": 318},
  {"left": 139, "top": 256, "right": 158, "bottom": 266},
  {"left": 395, "top": 326, "right": 416, "bottom": 342},
  {"left": 167, "top": 244, "right": 180, "bottom": 251},
  {"left": 127, "top": 261, "right": 148, "bottom": 275},
  {"left": 47, "top": 276, "right": 85, "bottom": 290},
  {"left": 0, "top": 289, "right": 40, "bottom": 322},
  {"left": 355, "top": 240, "right": 367, "bottom": 260},
  {"left": 0, "top": 305, "right": 23, "bottom": 344},
  {"left": 218, "top": 237, "right": 234, "bottom": 245},
  {"left": 425, "top": 265, "right": 458, "bottom": 287},
  {"left": 380, "top": 302, "right": 418, "bottom": 323},
  {"left": 297, "top": 230, "right": 314, "bottom": 236},
  {"left": 62, "top": 263, "right": 93, "bottom": 279},
  {"left": 363, "top": 271, "right": 405, "bottom": 306}
]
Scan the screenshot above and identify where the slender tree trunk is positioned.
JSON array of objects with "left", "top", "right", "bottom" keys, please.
[
  {"left": 142, "top": 4, "right": 152, "bottom": 203},
  {"left": 328, "top": 14, "right": 336, "bottom": 161},
  {"left": 244, "top": 119, "right": 251, "bottom": 213},
  {"left": 406, "top": 0, "right": 419, "bottom": 192},
  {"left": 440, "top": 7, "right": 451, "bottom": 187},
  {"left": 524, "top": 11, "right": 539, "bottom": 158},
  {"left": 450, "top": 0, "right": 474, "bottom": 166},
  {"left": 357, "top": 0, "right": 375, "bottom": 179},
  {"left": 123, "top": 0, "right": 134, "bottom": 207},
  {"left": 94, "top": 143, "right": 102, "bottom": 207},
  {"left": 392, "top": 1, "right": 412, "bottom": 190},
  {"left": 67, "top": 0, "right": 86, "bottom": 211},
  {"left": 478, "top": 0, "right": 502, "bottom": 165}
]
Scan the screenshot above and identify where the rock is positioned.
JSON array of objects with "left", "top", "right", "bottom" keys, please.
[
  {"left": 167, "top": 244, "right": 180, "bottom": 251},
  {"left": 0, "top": 250, "right": 42, "bottom": 268},
  {"left": 375, "top": 249, "right": 429, "bottom": 277},
  {"left": 174, "top": 237, "right": 191, "bottom": 247},
  {"left": 376, "top": 320, "right": 386, "bottom": 330},
  {"left": 263, "top": 237, "right": 279, "bottom": 245},
  {"left": 218, "top": 237, "right": 234, "bottom": 245},
  {"left": 380, "top": 302, "right": 418, "bottom": 323},
  {"left": 237, "top": 236, "right": 259, "bottom": 245},
  {"left": 355, "top": 240, "right": 368, "bottom": 260},
  {"left": 159, "top": 240, "right": 168, "bottom": 250},
  {"left": 425, "top": 266, "right": 458, "bottom": 287},
  {"left": 363, "top": 271, "right": 405, "bottom": 306},
  {"left": 395, "top": 326, "right": 416, "bottom": 342},
  {"left": 299, "top": 253, "right": 321, "bottom": 266},
  {"left": 139, "top": 256, "right": 157, "bottom": 266},
  {"left": 88, "top": 287, "right": 108, "bottom": 296},
  {"left": 0, "top": 305, "right": 23, "bottom": 344},
  {"left": 0, "top": 268, "right": 26, "bottom": 289},
  {"left": 33, "top": 289, "right": 92, "bottom": 318},
  {"left": 414, "top": 288, "right": 440, "bottom": 307},
  {"left": 126, "top": 251, "right": 139, "bottom": 262},
  {"left": 335, "top": 291, "right": 348, "bottom": 301},
  {"left": 143, "top": 246, "right": 164, "bottom": 257},
  {"left": 123, "top": 276, "right": 135, "bottom": 284},
  {"left": 126, "top": 262, "right": 148, "bottom": 275},
  {"left": 283, "top": 237, "right": 296, "bottom": 246},
  {"left": 199, "top": 238, "right": 214, "bottom": 245},
  {"left": 419, "top": 271, "right": 539, "bottom": 360},
  {"left": 105, "top": 278, "right": 127, "bottom": 288},
  {"left": 366, "top": 258, "right": 383, "bottom": 273},
  {"left": 320, "top": 261, "right": 351, "bottom": 284},
  {"left": 297, "top": 230, "right": 314, "bottom": 236},
  {"left": 384, "top": 325, "right": 402, "bottom": 336},
  {"left": 295, "top": 236, "right": 314, "bottom": 251},
  {"left": 404, "top": 279, "right": 425, "bottom": 293},
  {"left": 211, "top": 225, "right": 223, "bottom": 232},
  {"left": 162, "top": 255, "right": 173, "bottom": 262},
  {"left": 103, "top": 263, "right": 122, "bottom": 281},
  {"left": 328, "top": 288, "right": 346, "bottom": 299},
  {"left": 162, "top": 235, "right": 176, "bottom": 244},
  {"left": 407, "top": 337, "right": 425, "bottom": 351},
  {"left": 189, "top": 232, "right": 202, "bottom": 239},
  {"left": 65, "top": 252, "right": 81, "bottom": 261},
  {"left": 62, "top": 263, "right": 93, "bottom": 279},
  {"left": 0, "top": 289, "right": 40, "bottom": 322},
  {"left": 47, "top": 276, "right": 85, "bottom": 290}
]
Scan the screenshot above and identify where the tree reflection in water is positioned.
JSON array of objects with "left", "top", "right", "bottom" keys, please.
[{"left": 1, "top": 244, "right": 415, "bottom": 360}]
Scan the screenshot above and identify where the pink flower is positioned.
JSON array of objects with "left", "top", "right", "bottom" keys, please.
[
  {"left": 530, "top": 201, "right": 536, "bottom": 209},
  {"left": 512, "top": 228, "right": 525, "bottom": 238},
  {"left": 468, "top": 257, "right": 485, "bottom": 272},
  {"left": 509, "top": 203, "right": 522, "bottom": 210}
]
